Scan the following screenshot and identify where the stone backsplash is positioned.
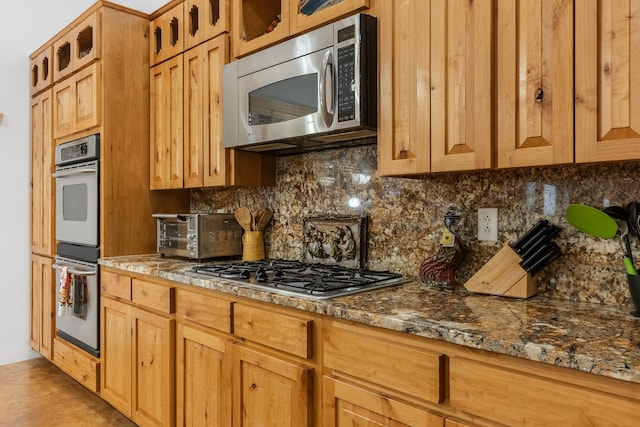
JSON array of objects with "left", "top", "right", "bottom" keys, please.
[{"left": 192, "top": 145, "right": 640, "bottom": 308}]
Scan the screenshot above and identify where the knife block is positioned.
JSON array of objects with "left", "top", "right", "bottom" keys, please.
[{"left": 464, "top": 246, "right": 537, "bottom": 298}]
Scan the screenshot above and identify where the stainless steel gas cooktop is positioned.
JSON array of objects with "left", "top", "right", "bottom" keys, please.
[{"left": 187, "top": 259, "right": 407, "bottom": 300}]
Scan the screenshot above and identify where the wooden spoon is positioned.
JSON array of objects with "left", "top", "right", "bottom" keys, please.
[
  {"left": 256, "top": 210, "right": 273, "bottom": 230},
  {"left": 253, "top": 208, "right": 266, "bottom": 231},
  {"left": 234, "top": 207, "right": 253, "bottom": 231}
]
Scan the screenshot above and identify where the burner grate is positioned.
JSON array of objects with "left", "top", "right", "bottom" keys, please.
[{"left": 188, "top": 259, "right": 406, "bottom": 299}]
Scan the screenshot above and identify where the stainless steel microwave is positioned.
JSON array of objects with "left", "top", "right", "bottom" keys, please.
[{"left": 223, "top": 14, "right": 377, "bottom": 155}]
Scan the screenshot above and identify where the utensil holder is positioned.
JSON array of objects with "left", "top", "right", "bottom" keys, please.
[
  {"left": 242, "top": 231, "right": 265, "bottom": 261},
  {"left": 464, "top": 246, "right": 537, "bottom": 298},
  {"left": 626, "top": 274, "right": 640, "bottom": 317}
]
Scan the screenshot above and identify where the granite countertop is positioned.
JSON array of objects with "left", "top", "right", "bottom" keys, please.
[{"left": 99, "top": 254, "right": 640, "bottom": 385}]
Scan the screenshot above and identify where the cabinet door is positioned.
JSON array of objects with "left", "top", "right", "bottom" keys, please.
[
  {"left": 150, "top": 55, "right": 184, "bottom": 189},
  {"left": 73, "top": 10, "right": 101, "bottom": 72},
  {"left": 30, "top": 89, "right": 54, "bottom": 256},
  {"left": 496, "top": 0, "right": 574, "bottom": 168},
  {"left": 232, "top": 344, "right": 312, "bottom": 427},
  {"left": 377, "top": 0, "right": 431, "bottom": 176},
  {"left": 132, "top": 308, "right": 176, "bottom": 427},
  {"left": 232, "top": 0, "right": 290, "bottom": 58},
  {"left": 30, "top": 254, "right": 55, "bottom": 361},
  {"left": 575, "top": 0, "right": 640, "bottom": 163},
  {"left": 53, "top": 77, "right": 74, "bottom": 139},
  {"left": 176, "top": 324, "right": 231, "bottom": 426},
  {"left": 291, "top": 0, "right": 369, "bottom": 35},
  {"left": 30, "top": 46, "right": 53, "bottom": 96},
  {"left": 183, "top": 45, "right": 206, "bottom": 188},
  {"left": 101, "top": 297, "right": 133, "bottom": 416},
  {"left": 151, "top": 3, "right": 185, "bottom": 66},
  {"left": 202, "top": 35, "right": 230, "bottom": 187},
  {"left": 203, "top": 0, "right": 230, "bottom": 41},
  {"left": 73, "top": 62, "right": 101, "bottom": 134},
  {"left": 53, "top": 30, "right": 75, "bottom": 83},
  {"left": 430, "top": 0, "right": 492, "bottom": 172},
  {"left": 323, "top": 376, "right": 444, "bottom": 427}
]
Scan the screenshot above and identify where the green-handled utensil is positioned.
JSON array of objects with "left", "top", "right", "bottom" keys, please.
[
  {"left": 566, "top": 204, "right": 638, "bottom": 275},
  {"left": 566, "top": 204, "right": 618, "bottom": 239}
]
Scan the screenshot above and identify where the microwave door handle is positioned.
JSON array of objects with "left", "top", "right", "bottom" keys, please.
[
  {"left": 320, "top": 50, "right": 335, "bottom": 127},
  {"left": 52, "top": 168, "right": 98, "bottom": 178}
]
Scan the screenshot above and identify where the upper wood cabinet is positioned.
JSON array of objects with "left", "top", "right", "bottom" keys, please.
[
  {"left": 53, "top": 10, "right": 101, "bottom": 82},
  {"left": 575, "top": 0, "right": 640, "bottom": 163},
  {"left": 30, "top": 46, "right": 53, "bottom": 96},
  {"left": 232, "top": 0, "right": 369, "bottom": 58},
  {"left": 151, "top": 55, "right": 184, "bottom": 190},
  {"left": 151, "top": 3, "right": 185, "bottom": 66},
  {"left": 184, "top": 0, "right": 231, "bottom": 50},
  {"left": 496, "top": 0, "right": 574, "bottom": 168},
  {"left": 378, "top": 0, "right": 493, "bottom": 176},
  {"left": 30, "top": 89, "right": 54, "bottom": 256},
  {"left": 291, "top": 0, "right": 368, "bottom": 35},
  {"left": 151, "top": 31, "right": 275, "bottom": 189},
  {"left": 53, "top": 62, "right": 101, "bottom": 139}
]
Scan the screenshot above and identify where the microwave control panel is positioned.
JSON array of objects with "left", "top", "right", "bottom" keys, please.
[{"left": 337, "top": 42, "right": 356, "bottom": 123}]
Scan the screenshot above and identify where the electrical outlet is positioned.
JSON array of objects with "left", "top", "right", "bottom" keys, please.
[{"left": 478, "top": 208, "right": 498, "bottom": 241}]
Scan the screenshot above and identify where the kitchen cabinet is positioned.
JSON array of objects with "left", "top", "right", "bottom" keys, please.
[
  {"left": 495, "top": 0, "right": 574, "bottom": 168},
  {"left": 53, "top": 62, "right": 101, "bottom": 139},
  {"left": 30, "top": 88, "right": 54, "bottom": 256},
  {"left": 378, "top": 0, "right": 493, "bottom": 176},
  {"left": 575, "top": 0, "right": 640, "bottom": 163},
  {"left": 53, "top": 10, "right": 101, "bottom": 82},
  {"left": 449, "top": 356, "right": 638, "bottom": 426},
  {"left": 176, "top": 325, "right": 232, "bottom": 426},
  {"left": 184, "top": 0, "right": 230, "bottom": 50},
  {"left": 101, "top": 270, "right": 176, "bottom": 427},
  {"left": 151, "top": 3, "right": 184, "bottom": 67},
  {"left": 175, "top": 288, "right": 233, "bottom": 426},
  {"left": 231, "top": 302, "right": 314, "bottom": 426},
  {"left": 323, "top": 376, "right": 444, "bottom": 427},
  {"left": 232, "top": 344, "right": 312, "bottom": 427},
  {"left": 151, "top": 27, "right": 275, "bottom": 189},
  {"left": 151, "top": 55, "right": 184, "bottom": 190},
  {"left": 29, "top": 254, "right": 55, "bottom": 361},
  {"left": 232, "top": 0, "right": 369, "bottom": 58},
  {"left": 30, "top": 45, "right": 53, "bottom": 96}
]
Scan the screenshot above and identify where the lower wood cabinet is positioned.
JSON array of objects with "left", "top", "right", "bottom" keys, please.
[
  {"left": 323, "top": 376, "right": 444, "bottom": 427},
  {"left": 97, "top": 269, "right": 640, "bottom": 427},
  {"left": 101, "top": 272, "right": 176, "bottom": 427},
  {"left": 175, "top": 323, "right": 232, "bottom": 426},
  {"left": 231, "top": 343, "right": 313, "bottom": 427},
  {"left": 449, "top": 356, "right": 638, "bottom": 427}
]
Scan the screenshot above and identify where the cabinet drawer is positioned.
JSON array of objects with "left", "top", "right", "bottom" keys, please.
[
  {"left": 176, "top": 289, "right": 233, "bottom": 333},
  {"left": 101, "top": 270, "right": 132, "bottom": 300},
  {"left": 132, "top": 278, "right": 175, "bottom": 314},
  {"left": 324, "top": 326, "right": 445, "bottom": 404},
  {"left": 233, "top": 303, "right": 311, "bottom": 358},
  {"left": 53, "top": 337, "right": 100, "bottom": 392},
  {"left": 450, "top": 357, "right": 638, "bottom": 427}
]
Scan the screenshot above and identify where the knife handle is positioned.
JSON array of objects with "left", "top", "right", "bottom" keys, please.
[
  {"left": 511, "top": 219, "right": 549, "bottom": 252},
  {"left": 527, "top": 245, "right": 562, "bottom": 276}
]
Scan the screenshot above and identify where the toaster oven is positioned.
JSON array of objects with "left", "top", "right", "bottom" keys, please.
[{"left": 153, "top": 214, "right": 243, "bottom": 260}]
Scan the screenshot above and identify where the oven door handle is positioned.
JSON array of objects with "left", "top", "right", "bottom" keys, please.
[
  {"left": 52, "top": 263, "right": 97, "bottom": 276},
  {"left": 52, "top": 168, "right": 98, "bottom": 178}
]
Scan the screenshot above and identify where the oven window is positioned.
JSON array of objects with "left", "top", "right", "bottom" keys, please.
[
  {"left": 62, "top": 183, "right": 88, "bottom": 221},
  {"left": 248, "top": 73, "right": 318, "bottom": 125}
]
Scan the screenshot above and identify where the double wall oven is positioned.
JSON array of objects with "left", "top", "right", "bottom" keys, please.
[{"left": 52, "top": 134, "right": 100, "bottom": 357}]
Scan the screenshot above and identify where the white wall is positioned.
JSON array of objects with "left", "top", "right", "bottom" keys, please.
[{"left": 0, "top": 0, "right": 165, "bottom": 365}]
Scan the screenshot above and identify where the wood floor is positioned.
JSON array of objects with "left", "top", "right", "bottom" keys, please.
[{"left": 0, "top": 357, "right": 136, "bottom": 426}]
